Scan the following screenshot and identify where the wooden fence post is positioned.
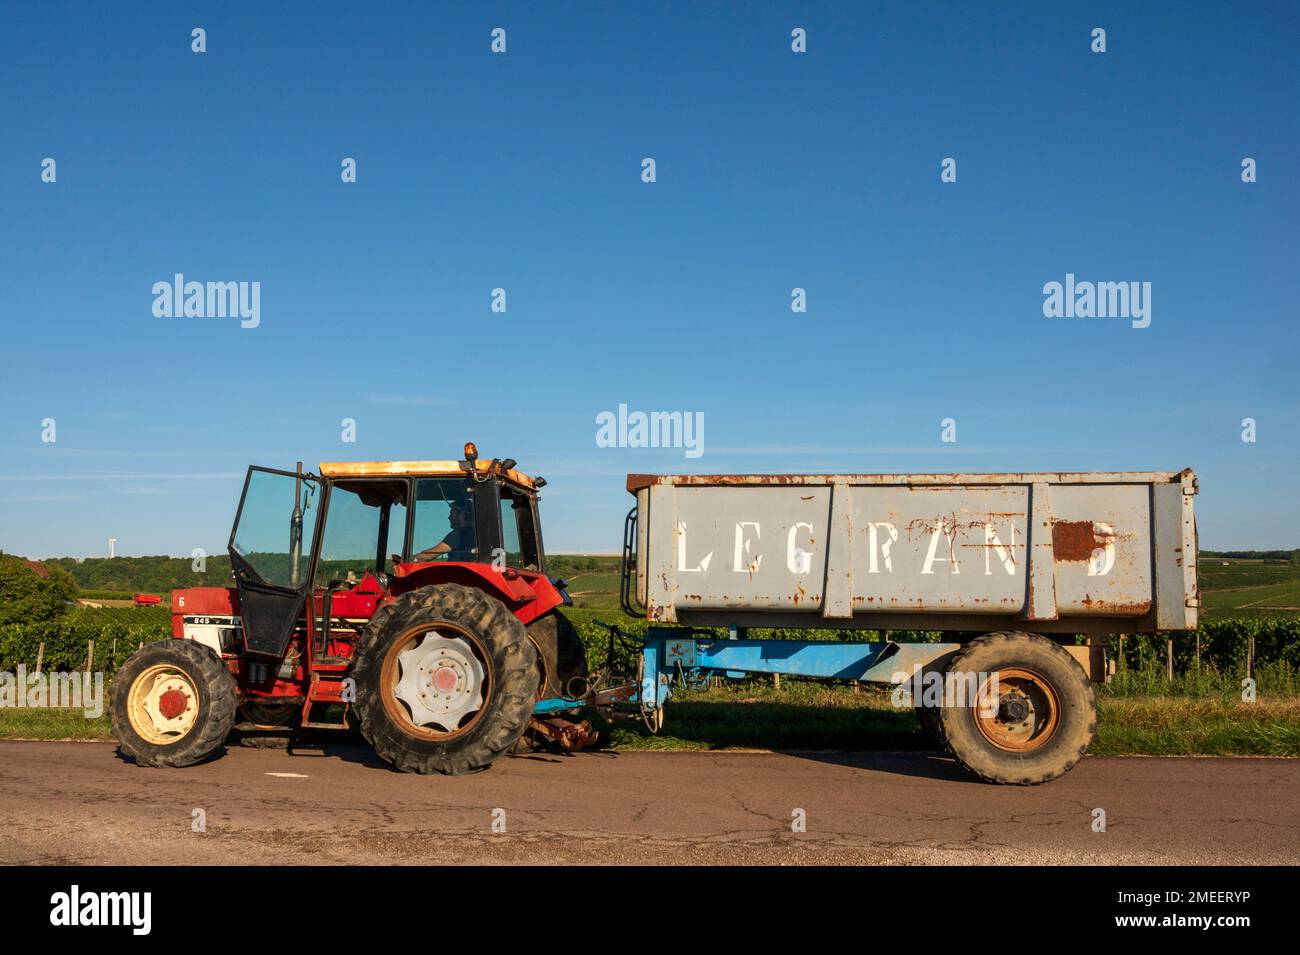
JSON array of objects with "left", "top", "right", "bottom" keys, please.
[
  {"left": 1166, "top": 639, "right": 1174, "bottom": 682},
  {"left": 86, "top": 639, "right": 94, "bottom": 674},
  {"left": 35, "top": 642, "right": 44, "bottom": 675},
  {"left": 1194, "top": 632, "right": 1200, "bottom": 674},
  {"left": 1247, "top": 635, "right": 1255, "bottom": 682}
]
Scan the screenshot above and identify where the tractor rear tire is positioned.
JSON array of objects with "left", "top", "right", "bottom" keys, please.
[
  {"left": 352, "top": 584, "right": 539, "bottom": 775},
  {"left": 526, "top": 611, "right": 588, "bottom": 699},
  {"left": 110, "top": 639, "right": 238, "bottom": 768},
  {"left": 937, "top": 631, "right": 1095, "bottom": 785}
]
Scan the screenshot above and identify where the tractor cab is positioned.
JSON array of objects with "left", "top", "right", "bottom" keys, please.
[{"left": 226, "top": 446, "right": 552, "bottom": 662}]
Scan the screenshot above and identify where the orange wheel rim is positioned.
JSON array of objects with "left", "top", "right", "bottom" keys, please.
[
  {"left": 379, "top": 622, "right": 492, "bottom": 742},
  {"left": 973, "top": 668, "right": 1060, "bottom": 753}
]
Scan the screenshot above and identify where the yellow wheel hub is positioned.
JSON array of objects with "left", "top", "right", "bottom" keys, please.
[{"left": 126, "top": 664, "right": 200, "bottom": 745}]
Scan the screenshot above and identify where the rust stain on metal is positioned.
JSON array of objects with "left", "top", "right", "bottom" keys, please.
[
  {"left": 1080, "top": 594, "right": 1151, "bottom": 615},
  {"left": 1051, "top": 520, "right": 1113, "bottom": 562}
]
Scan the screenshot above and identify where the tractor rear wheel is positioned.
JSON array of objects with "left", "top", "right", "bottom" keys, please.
[
  {"left": 526, "top": 611, "right": 588, "bottom": 699},
  {"left": 110, "top": 639, "right": 238, "bottom": 768},
  {"left": 937, "top": 631, "right": 1095, "bottom": 785},
  {"left": 352, "top": 584, "right": 539, "bottom": 775}
]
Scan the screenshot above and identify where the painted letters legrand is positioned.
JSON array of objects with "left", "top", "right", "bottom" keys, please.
[{"left": 673, "top": 516, "right": 1067, "bottom": 579}]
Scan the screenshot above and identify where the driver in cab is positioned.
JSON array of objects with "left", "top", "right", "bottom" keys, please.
[{"left": 413, "top": 498, "right": 475, "bottom": 562}]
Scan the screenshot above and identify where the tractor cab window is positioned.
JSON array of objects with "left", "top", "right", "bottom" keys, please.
[
  {"left": 317, "top": 480, "right": 408, "bottom": 583},
  {"left": 412, "top": 478, "right": 477, "bottom": 562},
  {"left": 231, "top": 468, "right": 320, "bottom": 589},
  {"left": 498, "top": 485, "right": 540, "bottom": 570}
]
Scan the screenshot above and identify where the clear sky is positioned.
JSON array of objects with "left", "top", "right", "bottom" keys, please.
[{"left": 1, "top": 1, "right": 1296, "bottom": 558}]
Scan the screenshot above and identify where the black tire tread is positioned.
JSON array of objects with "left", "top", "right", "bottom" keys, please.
[
  {"left": 110, "top": 639, "right": 238, "bottom": 768},
  {"left": 351, "top": 583, "right": 538, "bottom": 775},
  {"left": 526, "top": 611, "right": 588, "bottom": 699},
  {"left": 937, "top": 631, "right": 1096, "bottom": 785}
]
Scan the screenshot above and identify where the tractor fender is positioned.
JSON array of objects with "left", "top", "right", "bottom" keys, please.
[{"left": 388, "top": 562, "right": 564, "bottom": 627}]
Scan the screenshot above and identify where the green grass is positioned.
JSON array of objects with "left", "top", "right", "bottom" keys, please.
[
  {"left": 557, "top": 568, "right": 622, "bottom": 609},
  {"left": 1090, "top": 697, "right": 1300, "bottom": 757},
  {"left": 0, "top": 707, "right": 112, "bottom": 740},
  {"left": 1199, "top": 559, "right": 1300, "bottom": 618},
  {"left": 4, "top": 680, "right": 1297, "bottom": 757},
  {"left": 589, "top": 678, "right": 1300, "bottom": 756}
]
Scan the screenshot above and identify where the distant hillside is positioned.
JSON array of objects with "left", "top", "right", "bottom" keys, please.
[
  {"left": 41, "top": 555, "right": 235, "bottom": 595},
  {"left": 17, "top": 551, "right": 1300, "bottom": 617},
  {"left": 29, "top": 553, "right": 622, "bottom": 599},
  {"left": 1200, "top": 550, "right": 1300, "bottom": 562}
]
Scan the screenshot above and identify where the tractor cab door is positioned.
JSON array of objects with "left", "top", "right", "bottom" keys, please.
[{"left": 229, "top": 466, "right": 321, "bottom": 659}]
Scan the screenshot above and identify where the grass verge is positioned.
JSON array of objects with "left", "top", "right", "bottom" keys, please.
[
  {"left": 0, "top": 707, "right": 112, "bottom": 740},
  {"left": 3, "top": 682, "right": 1298, "bottom": 757}
]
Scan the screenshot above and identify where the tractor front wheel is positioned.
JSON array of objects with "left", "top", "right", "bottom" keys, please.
[
  {"left": 110, "top": 639, "right": 238, "bottom": 768},
  {"left": 352, "top": 584, "right": 539, "bottom": 774}
]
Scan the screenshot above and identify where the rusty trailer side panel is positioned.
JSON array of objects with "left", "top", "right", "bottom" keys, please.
[{"left": 628, "top": 470, "right": 1198, "bottom": 637}]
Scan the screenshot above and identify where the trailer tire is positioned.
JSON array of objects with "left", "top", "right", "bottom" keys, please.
[
  {"left": 352, "top": 584, "right": 539, "bottom": 775},
  {"left": 110, "top": 639, "right": 238, "bottom": 768},
  {"left": 526, "top": 611, "right": 588, "bottom": 699},
  {"left": 937, "top": 631, "right": 1095, "bottom": 785}
]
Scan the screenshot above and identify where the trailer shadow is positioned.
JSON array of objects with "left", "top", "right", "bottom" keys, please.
[
  {"left": 598, "top": 699, "right": 977, "bottom": 783},
  {"left": 784, "top": 751, "right": 973, "bottom": 783}
]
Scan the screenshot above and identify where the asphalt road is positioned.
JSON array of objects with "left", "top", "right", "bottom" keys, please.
[{"left": 1, "top": 741, "right": 1296, "bottom": 865}]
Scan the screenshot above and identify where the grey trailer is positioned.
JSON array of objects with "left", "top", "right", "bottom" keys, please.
[{"left": 613, "top": 469, "right": 1199, "bottom": 784}]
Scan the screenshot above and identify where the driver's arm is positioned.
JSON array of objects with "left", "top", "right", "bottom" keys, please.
[{"left": 412, "top": 541, "right": 451, "bottom": 561}]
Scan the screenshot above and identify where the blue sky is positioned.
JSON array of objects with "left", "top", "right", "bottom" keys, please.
[{"left": 1, "top": 1, "right": 1297, "bottom": 558}]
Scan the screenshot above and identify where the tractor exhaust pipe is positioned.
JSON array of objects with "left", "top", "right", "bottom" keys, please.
[
  {"left": 289, "top": 460, "right": 303, "bottom": 589},
  {"left": 563, "top": 675, "right": 591, "bottom": 700}
]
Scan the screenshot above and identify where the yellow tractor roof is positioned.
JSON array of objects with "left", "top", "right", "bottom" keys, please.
[{"left": 318, "top": 460, "right": 537, "bottom": 489}]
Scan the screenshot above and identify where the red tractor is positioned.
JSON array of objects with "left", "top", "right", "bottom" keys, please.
[{"left": 109, "top": 444, "right": 589, "bottom": 773}]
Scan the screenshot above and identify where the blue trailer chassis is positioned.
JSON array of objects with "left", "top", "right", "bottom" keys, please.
[{"left": 533, "top": 627, "right": 961, "bottom": 721}]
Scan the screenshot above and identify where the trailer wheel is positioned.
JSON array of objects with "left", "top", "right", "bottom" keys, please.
[
  {"left": 352, "top": 584, "right": 539, "bottom": 775},
  {"left": 110, "top": 639, "right": 238, "bottom": 768},
  {"left": 526, "top": 611, "right": 588, "bottom": 699},
  {"left": 937, "top": 632, "right": 1095, "bottom": 785}
]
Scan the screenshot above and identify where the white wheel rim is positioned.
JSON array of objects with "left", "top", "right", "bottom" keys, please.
[
  {"left": 127, "top": 664, "right": 201, "bottom": 745},
  {"left": 393, "top": 631, "right": 486, "bottom": 733}
]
